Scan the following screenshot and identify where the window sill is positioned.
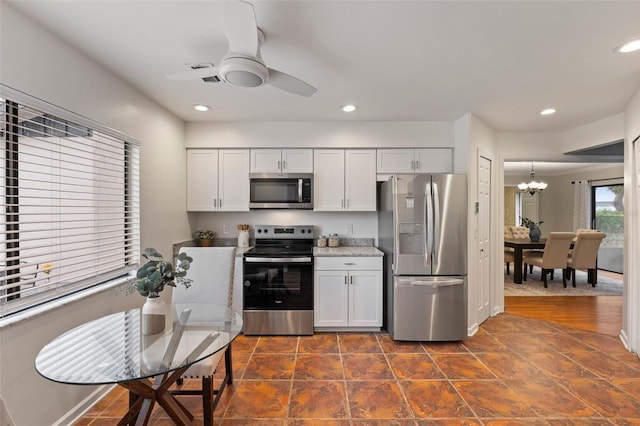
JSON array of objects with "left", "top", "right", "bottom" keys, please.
[{"left": 0, "top": 275, "right": 134, "bottom": 330}]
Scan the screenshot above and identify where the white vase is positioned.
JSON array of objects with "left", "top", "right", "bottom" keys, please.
[
  {"left": 238, "top": 230, "right": 250, "bottom": 248},
  {"left": 142, "top": 296, "right": 166, "bottom": 335}
]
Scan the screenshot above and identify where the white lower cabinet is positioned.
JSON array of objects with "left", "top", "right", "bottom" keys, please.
[{"left": 314, "top": 256, "right": 383, "bottom": 329}]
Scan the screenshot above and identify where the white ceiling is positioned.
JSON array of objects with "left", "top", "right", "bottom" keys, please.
[{"left": 7, "top": 1, "right": 640, "bottom": 131}]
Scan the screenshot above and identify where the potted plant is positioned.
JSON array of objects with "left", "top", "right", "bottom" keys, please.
[
  {"left": 521, "top": 217, "right": 544, "bottom": 242},
  {"left": 130, "top": 248, "right": 193, "bottom": 334},
  {"left": 194, "top": 230, "right": 216, "bottom": 247}
]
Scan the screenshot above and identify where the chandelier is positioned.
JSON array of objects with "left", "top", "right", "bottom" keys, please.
[{"left": 518, "top": 162, "right": 548, "bottom": 195}]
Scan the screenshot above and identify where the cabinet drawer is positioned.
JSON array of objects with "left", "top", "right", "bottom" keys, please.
[{"left": 315, "top": 256, "right": 381, "bottom": 271}]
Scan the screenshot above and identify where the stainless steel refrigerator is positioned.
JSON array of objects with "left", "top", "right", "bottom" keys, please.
[{"left": 378, "top": 174, "right": 467, "bottom": 341}]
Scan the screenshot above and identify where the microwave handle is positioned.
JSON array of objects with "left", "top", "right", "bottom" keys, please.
[{"left": 298, "top": 178, "right": 303, "bottom": 202}]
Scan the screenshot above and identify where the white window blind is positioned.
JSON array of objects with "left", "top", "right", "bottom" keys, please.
[{"left": 0, "top": 94, "right": 140, "bottom": 318}]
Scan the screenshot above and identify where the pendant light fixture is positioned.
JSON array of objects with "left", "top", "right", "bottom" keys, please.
[{"left": 518, "top": 162, "right": 548, "bottom": 195}]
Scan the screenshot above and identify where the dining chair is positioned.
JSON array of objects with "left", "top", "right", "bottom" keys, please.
[
  {"left": 504, "top": 249, "right": 515, "bottom": 275},
  {"left": 566, "top": 231, "right": 606, "bottom": 287},
  {"left": 170, "top": 246, "right": 236, "bottom": 426},
  {"left": 510, "top": 226, "right": 530, "bottom": 239},
  {"left": 523, "top": 232, "right": 575, "bottom": 287}
]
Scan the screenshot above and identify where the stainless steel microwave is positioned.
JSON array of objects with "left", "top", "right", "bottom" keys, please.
[{"left": 249, "top": 173, "right": 313, "bottom": 209}]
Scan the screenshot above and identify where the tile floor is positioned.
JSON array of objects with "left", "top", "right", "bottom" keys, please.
[{"left": 77, "top": 313, "right": 640, "bottom": 425}]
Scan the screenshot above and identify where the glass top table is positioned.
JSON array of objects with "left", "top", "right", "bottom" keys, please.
[{"left": 35, "top": 302, "right": 243, "bottom": 424}]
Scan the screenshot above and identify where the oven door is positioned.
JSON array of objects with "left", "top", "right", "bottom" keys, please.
[{"left": 243, "top": 257, "right": 313, "bottom": 310}]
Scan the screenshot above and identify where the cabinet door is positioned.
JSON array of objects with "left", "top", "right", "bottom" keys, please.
[
  {"left": 186, "top": 149, "right": 219, "bottom": 211},
  {"left": 219, "top": 149, "right": 250, "bottom": 211},
  {"left": 282, "top": 149, "right": 313, "bottom": 173},
  {"left": 314, "top": 270, "right": 349, "bottom": 327},
  {"left": 376, "top": 149, "right": 414, "bottom": 174},
  {"left": 250, "top": 149, "right": 282, "bottom": 173},
  {"left": 313, "top": 149, "right": 345, "bottom": 211},
  {"left": 345, "top": 149, "right": 376, "bottom": 211},
  {"left": 349, "top": 270, "right": 383, "bottom": 327},
  {"left": 414, "top": 148, "right": 453, "bottom": 173}
]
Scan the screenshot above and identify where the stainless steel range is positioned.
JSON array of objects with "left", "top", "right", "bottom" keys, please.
[{"left": 242, "top": 225, "right": 314, "bottom": 335}]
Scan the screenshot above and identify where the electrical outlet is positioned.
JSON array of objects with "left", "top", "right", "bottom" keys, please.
[
  {"left": 223, "top": 224, "right": 229, "bottom": 235},
  {"left": 346, "top": 224, "right": 353, "bottom": 235}
]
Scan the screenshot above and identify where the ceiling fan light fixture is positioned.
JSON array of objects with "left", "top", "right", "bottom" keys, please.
[
  {"left": 193, "top": 104, "right": 210, "bottom": 112},
  {"left": 614, "top": 38, "right": 640, "bottom": 53},
  {"left": 219, "top": 56, "right": 268, "bottom": 88},
  {"left": 540, "top": 108, "right": 556, "bottom": 116},
  {"left": 341, "top": 104, "right": 357, "bottom": 113}
]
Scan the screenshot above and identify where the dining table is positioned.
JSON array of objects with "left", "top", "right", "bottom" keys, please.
[
  {"left": 35, "top": 302, "right": 243, "bottom": 425},
  {"left": 504, "top": 238, "right": 546, "bottom": 284},
  {"left": 504, "top": 238, "right": 593, "bottom": 285}
]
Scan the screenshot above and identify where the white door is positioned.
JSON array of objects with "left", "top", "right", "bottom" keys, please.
[
  {"left": 376, "top": 149, "right": 415, "bottom": 174},
  {"left": 478, "top": 156, "right": 491, "bottom": 324},
  {"left": 345, "top": 149, "right": 377, "bottom": 211},
  {"left": 414, "top": 149, "right": 453, "bottom": 173},
  {"left": 282, "top": 149, "right": 313, "bottom": 173},
  {"left": 314, "top": 270, "right": 349, "bottom": 327},
  {"left": 521, "top": 192, "right": 539, "bottom": 224},
  {"left": 313, "top": 150, "right": 345, "bottom": 211},
  {"left": 186, "top": 149, "right": 219, "bottom": 211},
  {"left": 218, "top": 149, "right": 250, "bottom": 211},
  {"left": 349, "top": 270, "right": 383, "bottom": 327},
  {"left": 250, "top": 149, "right": 282, "bottom": 173}
]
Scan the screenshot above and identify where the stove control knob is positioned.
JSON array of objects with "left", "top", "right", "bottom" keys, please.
[
  {"left": 263, "top": 229, "right": 269, "bottom": 233},
  {"left": 257, "top": 229, "right": 262, "bottom": 233},
  {"left": 307, "top": 228, "right": 312, "bottom": 234},
  {"left": 300, "top": 229, "right": 306, "bottom": 234}
]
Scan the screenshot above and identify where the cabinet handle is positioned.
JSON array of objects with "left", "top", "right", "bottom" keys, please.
[
  {"left": 219, "top": 199, "right": 222, "bottom": 209},
  {"left": 282, "top": 160, "right": 286, "bottom": 170},
  {"left": 416, "top": 160, "right": 420, "bottom": 170},
  {"left": 350, "top": 276, "right": 353, "bottom": 285},
  {"left": 411, "top": 160, "right": 415, "bottom": 170},
  {"left": 344, "top": 276, "right": 348, "bottom": 285},
  {"left": 344, "top": 263, "right": 355, "bottom": 265},
  {"left": 214, "top": 199, "right": 217, "bottom": 208},
  {"left": 278, "top": 160, "right": 281, "bottom": 170}
]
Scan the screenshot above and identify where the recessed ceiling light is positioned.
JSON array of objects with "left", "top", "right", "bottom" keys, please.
[
  {"left": 540, "top": 108, "right": 556, "bottom": 116},
  {"left": 193, "top": 104, "right": 210, "bottom": 112},
  {"left": 614, "top": 38, "right": 640, "bottom": 53},
  {"left": 341, "top": 104, "right": 357, "bottom": 113}
]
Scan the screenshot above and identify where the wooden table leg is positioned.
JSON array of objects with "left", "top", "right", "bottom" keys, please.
[
  {"left": 119, "top": 366, "right": 194, "bottom": 426},
  {"left": 513, "top": 247, "right": 524, "bottom": 284}
]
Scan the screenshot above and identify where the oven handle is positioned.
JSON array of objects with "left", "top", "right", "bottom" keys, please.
[{"left": 245, "top": 257, "right": 313, "bottom": 263}]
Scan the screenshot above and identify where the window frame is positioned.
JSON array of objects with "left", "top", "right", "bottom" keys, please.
[{"left": 0, "top": 85, "right": 140, "bottom": 319}]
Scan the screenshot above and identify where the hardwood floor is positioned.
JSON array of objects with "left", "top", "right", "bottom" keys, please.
[{"left": 505, "top": 295, "right": 623, "bottom": 336}]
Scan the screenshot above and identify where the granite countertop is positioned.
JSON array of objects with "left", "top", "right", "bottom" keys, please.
[{"left": 313, "top": 247, "right": 383, "bottom": 257}]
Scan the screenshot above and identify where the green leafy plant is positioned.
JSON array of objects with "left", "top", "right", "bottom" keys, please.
[
  {"left": 130, "top": 248, "right": 193, "bottom": 297},
  {"left": 520, "top": 217, "right": 543, "bottom": 228},
  {"left": 194, "top": 230, "right": 216, "bottom": 240}
]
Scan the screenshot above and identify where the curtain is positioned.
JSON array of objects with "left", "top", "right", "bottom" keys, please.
[{"left": 573, "top": 180, "right": 591, "bottom": 231}]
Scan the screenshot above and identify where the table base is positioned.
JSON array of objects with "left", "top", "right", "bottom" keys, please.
[{"left": 119, "top": 366, "right": 193, "bottom": 426}]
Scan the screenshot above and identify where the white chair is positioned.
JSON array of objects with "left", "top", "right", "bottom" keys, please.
[
  {"left": 567, "top": 232, "right": 606, "bottom": 287},
  {"left": 523, "top": 232, "right": 575, "bottom": 287},
  {"left": 170, "top": 246, "right": 236, "bottom": 426}
]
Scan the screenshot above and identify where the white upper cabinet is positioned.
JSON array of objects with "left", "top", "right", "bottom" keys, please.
[
  {"left": 314, "top": 149, "right": 376, "bottom": 211},
  {"left": 187, "top": 149, "right": 249, "bottom": 211},
  {"left": 250, "top": 149, "right": 313, "bottom": 173},
  {"left": 377, "top": 148, "right": 453, "bottom": 174}
]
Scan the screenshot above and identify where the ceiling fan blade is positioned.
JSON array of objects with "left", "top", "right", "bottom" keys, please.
[
  {"left": 267, "top": 68, "right": 316, "bottom": 97},
  {"left": 166, "top": 66, "right": 220, "bottom": 81},
  {"left": 225, "top": 0, "right": 259, "bottom": 56}
]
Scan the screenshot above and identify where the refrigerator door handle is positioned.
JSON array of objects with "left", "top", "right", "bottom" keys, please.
[
  {"left": 397, "top": 278, "right": 463, "bottom": 288},
  {"left": 432, "top": 182, "right": 440, "bottom": 266},
  {"left": 425, "top": 182, "right": 433, "bottom": 265}
]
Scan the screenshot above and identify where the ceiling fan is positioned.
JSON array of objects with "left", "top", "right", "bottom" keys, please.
[{"left": 167, "top": 0, "right": 316, "bottom": 97}]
